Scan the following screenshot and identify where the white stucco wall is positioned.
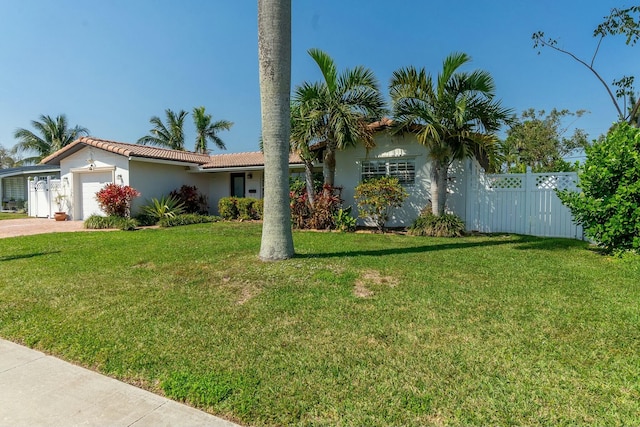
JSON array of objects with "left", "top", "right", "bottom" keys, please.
[
  {"left": 59, "top": 147, "right": 129, "bottom": 219},
  {"left": 335, "top": 132, "right": 471, "bottom": 227},
  {"left": 129, "top": 159, "right": 211, "bottom": 215}
]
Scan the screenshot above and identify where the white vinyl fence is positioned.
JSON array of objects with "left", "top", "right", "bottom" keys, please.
[
  {"left": 465, "top": 163, "right": 584, "bottom": 239},
  {"left": 28, "top": 177, "right": 62, "bottom": 218}
]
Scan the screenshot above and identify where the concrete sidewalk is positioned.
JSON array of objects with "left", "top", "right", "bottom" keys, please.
[{"left": 0, "top": 339, "right": 241, "bottom": 427}]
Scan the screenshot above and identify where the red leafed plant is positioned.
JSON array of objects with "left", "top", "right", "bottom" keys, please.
[{"left": 95, "top": 183, "right": 141, "bottom": 218}]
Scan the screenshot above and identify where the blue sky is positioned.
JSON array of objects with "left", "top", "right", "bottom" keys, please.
[{"left": 0, "top": 0, "right": 636, "bottom": 158}]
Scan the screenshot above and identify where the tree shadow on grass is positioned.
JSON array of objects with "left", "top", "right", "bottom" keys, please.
[
  {"left": 295, "top": 235, "right": 588, "bottom": 259},
  {"left": 0, "top": 251, "right": 61, "bottom": 262}
]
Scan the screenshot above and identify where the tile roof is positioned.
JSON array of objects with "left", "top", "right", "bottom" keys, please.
[
  {"left": 41, "top": 136, "right": 304, "bottom": 169},
  {"left": 201, "top": 152, "right": 303, "bottom": 169},
  {"left": 41, "top": 137, "right": 213, "bottom": 165}
]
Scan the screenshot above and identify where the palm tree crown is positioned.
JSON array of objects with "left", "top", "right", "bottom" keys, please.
[
  {"left": 390, "top": 52, "right": 512, "bottom": 215},
  {"left": 12, "top": 114, "right": 89, "bottom": 164},
  {"left": 138, "top": 109, "right": 188, "bottom": 151},
  {"left": 192, "top": 106, "right": 233, "bottom": 154},
  {"left": 293, "top": 48, "right": 386, "bottom": 186}
]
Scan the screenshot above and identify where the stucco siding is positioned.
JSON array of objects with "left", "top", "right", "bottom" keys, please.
[
  {"left": 335, "top": 132, "right": 471, "bottom": 227},
  {"left": 129, "top": 160, "right": 211, "bottom": 215}
]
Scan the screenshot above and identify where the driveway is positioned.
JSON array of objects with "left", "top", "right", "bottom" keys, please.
[{"left": 0, "top": 218, "right": 93, "bottom": 238}]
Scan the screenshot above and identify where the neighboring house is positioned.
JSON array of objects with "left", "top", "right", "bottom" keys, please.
[
  {"left": 1, "top": 165, "right": 60, "bottom": 211},
  {"left": 39, "top": 137, "right": 305, "bottom": 220}
]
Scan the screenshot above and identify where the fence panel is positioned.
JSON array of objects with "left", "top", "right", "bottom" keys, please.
[{"left": 466, "top": 164, "right": 583, "bottom": 239}]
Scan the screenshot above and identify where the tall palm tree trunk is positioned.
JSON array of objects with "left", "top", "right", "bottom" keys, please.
[
  {"left": 323, "top": 145, "right": 337, "bottom": 187},
  {"left": 431, "top": 160, "right": 449, "bottom": 216},
  {"left": 258, "top": 0, "right": 294, "bottom": 260},
  {"left": 303, "top": 159, "right": 315, "bottom": 208}
]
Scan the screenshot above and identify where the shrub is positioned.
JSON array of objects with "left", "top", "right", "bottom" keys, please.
[
  {"left": 408, "top": 208, "right": 465, "bottom": 237},
  {"left": 253, "top": 198, "right": 264, "bottom": 220},
  {"left": 95, "top": 184, "right": 140, "bottom": 218},
  {"left": 218, "top": 197, "right": 239, "bottom": 220},
  {"left": 236, "top": 198, "right": 257, "bottom": 220},
  {"left": 334, "top": 206, "right": 357, "bottom": 232},
  {"left": 84, "top": 215, "right": 138, "bottom": 231},
  {"left": 355, "top": 177, "right": 408, "bottom": 232},
  {"left": 557, "top": 122, "right": 640, "bottom": 253},
  {"left": 134, "top": 212, "right": 158, "bottom": 227},
  {"left": 169, "top": 185, "right": 209, "bottom": 214},
  {"left": 141, "top": 195, "right": 185, "bottom": 222},
  {"left": 158, "top": 214, "right": 220, "bottom": 228},
  {"left": 290, "top": 184, "right": 343, "bottom": 230}
]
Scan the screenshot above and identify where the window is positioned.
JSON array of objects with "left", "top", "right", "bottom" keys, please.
[{"left": 361, "top": 159, "right": 416, "bottom": 185}]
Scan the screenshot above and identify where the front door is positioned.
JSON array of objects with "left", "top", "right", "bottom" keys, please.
[{"left": 230, "top": 173, "right": 245, "bottom": 198}]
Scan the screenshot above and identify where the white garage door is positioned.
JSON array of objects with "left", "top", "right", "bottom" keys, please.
[{"left": 79, "top": 172, "right": 112, "bottom": 219}]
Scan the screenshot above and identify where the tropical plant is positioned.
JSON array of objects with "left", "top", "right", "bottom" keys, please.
[
  {"left": 390, "top": 52, "right": 512, "bottom": 216},
  {"left": 137, "top": 109, "right": 189, "bottom": 150},
  {"left": 141, "top": 195, "right": 185, "bottom": 222},
  {"left": 169, "top": 185, "right": 209, "bottom": 214},
  {"left": 290, "top": 103, "right": 321, "bottom": 207},
  {"left": 293, "top": 48, "right": 386, "bottom": 186},
  {"left": 12, "top": 114, "right": 89, "bottom": 164},
  {"left": 408, "top": 207, "right": 466, "bottom": 237},
  {"left": 557, "top": 122, "right": 640, "bottom": 253},
  {"left": 258, "top": 0, "right": 294, "bottom": 260},
  {"left": 333, "top": 206, "right": 357, "bottom": 232},
  {"left": 95, "top": 184, "right": 141, "bottom": 218},
  {"left": 192, "top": 106, "right": 233, "bottom": 154},
  {"left": 354, "top": 176, "right": 408, "bottom": 232}
]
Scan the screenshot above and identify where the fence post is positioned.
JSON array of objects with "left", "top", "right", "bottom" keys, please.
[{"left": 525, "top": 166, "right": 533, "bottom": 235}]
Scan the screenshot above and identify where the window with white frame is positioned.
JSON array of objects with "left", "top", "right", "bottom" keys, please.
[{"left": 361, "top": 159, "right": 416, "bottom": 185}]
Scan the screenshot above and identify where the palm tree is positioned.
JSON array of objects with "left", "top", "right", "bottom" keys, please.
[
  {"left": 12, "top": 114, "right": 89, "bottom": 164},
  {"left": 258, "top": 0, "right": 294, "bottom": 261},
  {"left": 293, "top": 49, "right": 386, "bottom": 186},
  {"left": 137, "top": 109, "right": 188, "bottom": 150},
  {"left": 290, "top": 103, "right": 320, "bottom": 207},
  {"left": 390, "top": 52, "right": 512, "bottom": 216},
  {"left": 192, "top": 106, "right": 233, "bottom": 154}
]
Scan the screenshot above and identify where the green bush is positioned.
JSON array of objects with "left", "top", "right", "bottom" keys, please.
[
  {"left": 355, "top": 177, "right": 408, "bottom": 232},
  {"left": 134, "top": 212, "right": 158, "bottom": 227},
  {"left": 236, "top": 198, "right": 256, "bottom": 220},
  {"left": 83, "top": 215, "right": 138, "bottom": 231},
  {"left": 408, "top": 208, "right": 465, "bottom": 237},
  {"left": 557, "top": 122, "right": 640, "bottom": 253},
  {"left": 334, "top": 206, "right": 357, "bottom": 232},
  {"left": 253, "top": 198, "right": 264, "bottom": 220},
  {"left": 218, "top": 197, "right": 239, "bottom": 220},
  {"left": 158, "top": 214, "right": 220, "bottom": 228}
]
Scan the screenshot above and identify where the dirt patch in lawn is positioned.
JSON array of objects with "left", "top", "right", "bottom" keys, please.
[{"left": 354, "top": 270, "right": 399, "bottom": 298}]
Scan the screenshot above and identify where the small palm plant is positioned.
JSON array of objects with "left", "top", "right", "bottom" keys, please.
[{"left": 141, "top": 195, "right": 185, "bottom": 223}]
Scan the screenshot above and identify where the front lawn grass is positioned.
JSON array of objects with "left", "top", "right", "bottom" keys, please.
[
  {"left": 0, "top": 212, "right": 27, "bottom": 220},
  {"left": 1, "top": 223, "right": 639, "bottom": 426}
]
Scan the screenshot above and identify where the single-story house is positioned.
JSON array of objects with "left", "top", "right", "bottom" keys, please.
[
  {"left": 37, "top": 125, "right": 473, "bottom": 227},
  {"left": 39, "top": 137, "right": 307, "bottom": 220},
  {"left": 1, "top": 165, "right": 60, "bottom": 211},
  {"left": 32, "top": 120, "right": 583, "bottom": 239}
]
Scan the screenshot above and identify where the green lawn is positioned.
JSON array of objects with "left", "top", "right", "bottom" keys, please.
[
  {"left": 1, "top": 223, "right": 639, "bottom": 426},
  {"left": 0, "top": 212, "right": 27, "bottom": 220}
]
